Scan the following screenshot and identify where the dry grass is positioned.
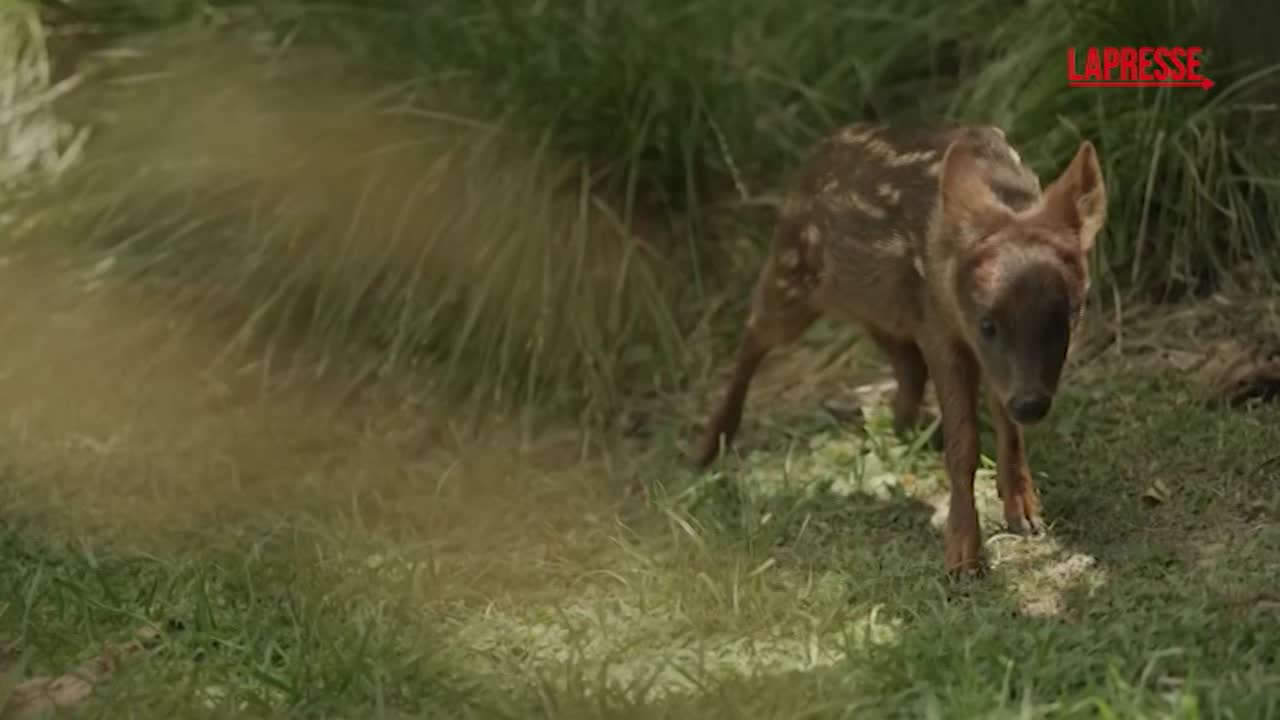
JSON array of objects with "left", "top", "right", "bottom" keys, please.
[
  {"left": 0, "top": 240, "right": 633, "bottom": 554},
  {"left": 29, "top": 25, "right": 686, "bottom": 423},
  {"left": 0, "top": 1, "right": 87, "bottom": 186}
]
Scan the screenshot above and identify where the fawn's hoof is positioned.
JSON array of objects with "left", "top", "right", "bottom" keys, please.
[
  {"left": 1002, "top": 491, "right": 1047, "bottom": 537},
  {"left": 944, "top": 535, "right": 985, "bottom": 579},
  {"left": 946, "top": 558, "right": 987, "bottom": 581},
  {"left": 693, "top": 435, "right": 724, "bottom": 469},
  {"left": 1006, "top": 514, "right": 1047, "bottom": 537}
]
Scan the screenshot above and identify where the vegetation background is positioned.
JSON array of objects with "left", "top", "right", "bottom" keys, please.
[
  {"left": 0, "top": 0, "right": 1279, "bottom": 718},
  {"left": 23, "top": 0, "right": 1280, "bottom": 422}
]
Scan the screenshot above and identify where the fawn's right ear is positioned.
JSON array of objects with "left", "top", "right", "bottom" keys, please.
[
  {"left": 1037, "top": 140, "right": 1107, "bottom": 254},
  {"left": 938, "top": 140, "right": 1014, "bottom": 245}
]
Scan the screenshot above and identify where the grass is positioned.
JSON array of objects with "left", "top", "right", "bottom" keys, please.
[
  {"left": 0, "top": 525, "right": 495, "bottom": 718},
  {"left": 228, "top": 0, "right": 1280, "bottom": 301},
  {"left": 5, "top": 1, "right": 1280, "bottom": 718},
  {"left": 22, "top": 25, "right": 689, "bottom": 424},
  {"left": 2, "top": 296, "right": 1280, "bottom": 717},
  {"left": 0, "top": 1, "right": 85, "bottom": 187},
  {"left": 29, "top": 0, "right": 1280, "bottom": 421}
]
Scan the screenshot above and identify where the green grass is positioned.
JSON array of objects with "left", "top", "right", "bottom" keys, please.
[
  {"left": 0, "top": 524, "right": 504, "bottom": 718},
  {"left": 3, "top": 334, "right": 1280, "bottom": 718},
  {"left": 225, "top": 0, "right": 1280, "bottom": 299}
]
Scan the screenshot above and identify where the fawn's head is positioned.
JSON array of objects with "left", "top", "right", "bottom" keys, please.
[{"left": 937, "top": 138, "right": 1107, "bottom": 426}]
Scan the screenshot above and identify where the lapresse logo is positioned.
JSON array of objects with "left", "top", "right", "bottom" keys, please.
[{"left": 1067, "top": 46, "right": 1214, "bottom": 90}]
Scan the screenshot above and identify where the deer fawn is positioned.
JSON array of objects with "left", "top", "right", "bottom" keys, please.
[{"left": 696, "top": 124, "right": 1107, "bottom": 576}]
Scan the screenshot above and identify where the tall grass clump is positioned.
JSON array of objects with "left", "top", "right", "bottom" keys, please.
[
  {"left": 233, "top": 0, "right": 1280, "bottom": 301},
  {"left": 19, "top": 32, "right": 686, "bottom": 423},
  {"left": 244, "top": 0, "right": 1012, "bottom": 286}
]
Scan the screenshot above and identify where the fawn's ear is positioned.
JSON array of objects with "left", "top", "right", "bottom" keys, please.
[
  {"left": 938, "top": 140, "right": 1014, "bottom": 245},
  {"left": 1038, "top": 140, "right": 1107, "bottom": 254}
]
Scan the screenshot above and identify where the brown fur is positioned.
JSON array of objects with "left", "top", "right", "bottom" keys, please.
[{"left": 696, "top": 122, "right": 1108, "bottom": 576}]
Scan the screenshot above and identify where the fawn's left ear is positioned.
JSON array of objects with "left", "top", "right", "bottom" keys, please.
[
  {"left": 1039, "top": 140, "right": 1107, "bottom": 254},
  {"left": 938, "top": 139, "right": 1017, "bottom": 245}
]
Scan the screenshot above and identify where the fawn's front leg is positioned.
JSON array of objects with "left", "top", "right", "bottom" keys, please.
[
  {"left": 986, "top": 389, "right": 1046, "bottom": 536},
  {"left": 924, "top": 338, "right": 983, "bottom": 576}
]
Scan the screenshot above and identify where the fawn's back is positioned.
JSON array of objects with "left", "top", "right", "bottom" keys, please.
[{"left": 766, "top": 123, "right": 1043, "bottom": 339}]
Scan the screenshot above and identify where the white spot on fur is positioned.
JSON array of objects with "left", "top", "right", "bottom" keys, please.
[
  {"left": 837, "top": 125, "right": 878, "bottom": 144},
  {"left": 782, "top": 193, "right": 810, "bottom": 217},
  {"left": 863, "top": 138, "right": 893, "bottom": 158},
  {"left": 885, "top": 149, "right": 937, "bottom": 167},
  {"left": 879, "top": 232, "right": 915, "bottom": 259},
  {"left": 859, "top": 139, "right": 938, "bottom": 168},
  {"left": 876, "top": 183, "right": 901, "bottom": 205},
  {"left": 843, "top": 190, "right": 886, "bottom": 219}
]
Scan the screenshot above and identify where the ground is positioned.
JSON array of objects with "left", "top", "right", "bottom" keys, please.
[{"left": 1, "top": 236, "right": 1279, "bottom": 720}]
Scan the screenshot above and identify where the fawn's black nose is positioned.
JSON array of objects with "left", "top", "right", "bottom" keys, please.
[{"left": 1008, "top": 393, "right": 1052, "bottom": 424}]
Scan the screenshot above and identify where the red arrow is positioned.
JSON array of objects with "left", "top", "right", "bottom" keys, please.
[{"left": 1068, "top": 78, "right": 1215, "bottom": 90}]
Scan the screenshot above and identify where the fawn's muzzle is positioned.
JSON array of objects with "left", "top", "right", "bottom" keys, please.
[{"left": 1008, "top": 392, "right": 1052, "bottom": 424}]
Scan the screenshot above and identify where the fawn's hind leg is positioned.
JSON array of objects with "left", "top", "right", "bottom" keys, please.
[
  {"left": 866, "top": 328, "right": 943, "bottom": 450},
  {"left": 696, "top": 255, "right": 817, "bottom": 468}
]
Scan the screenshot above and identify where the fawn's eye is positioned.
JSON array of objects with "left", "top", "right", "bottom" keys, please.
[{"left": 978, "top": 316, "right": 997, "bottom": 340}]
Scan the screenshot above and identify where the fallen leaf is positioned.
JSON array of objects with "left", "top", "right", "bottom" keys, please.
[
  {"left": 133, "top": 624, "right": 163, "bottom": 647},
  {"left": 1160, "top": 349, "right": 1206, "bottom": 373},
  {"left": 1197, "top": 337, "right": 1280, "bottom": 407},
  {"left": 0, "top": 626, "right": 159, "bottom": 720},
  {"left": 1, "top": 672, "right": 95, "bottom": 720},
  {"left": 1141, "top": 479, "right": 1171, "bottom": 507}
]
